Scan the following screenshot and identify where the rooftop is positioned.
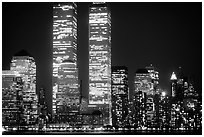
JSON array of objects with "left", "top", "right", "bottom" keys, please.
[{"left": 14, "top": 49, "right": 33, "bottom": 57}]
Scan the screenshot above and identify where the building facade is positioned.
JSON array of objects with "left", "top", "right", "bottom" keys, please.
[
  {"left": 10, "top": 50, "right": 38, "bottom": 125},
  {"left": 88, "top": 2, "right": 111, "bottom": 125},
  {"left": 170, "top": 72, "right": 177, "bottom": 98},
  {"left": 145, "top": 64, "right": 159, "bottom": 90},
  {"left": 52, "top": 3, "right": 79, "bottom": 123},
  {"left": 169, "top": 71, "right": 202, "bottom": 130},
  {"left": 111, "top": 66, "right": 129, "bottom": 127},
  {"left": 131, "top": 69, "right": 154, "bottom": 128},
  {"left": 2, "top": 71, "right": 24, "bottom": 129}
]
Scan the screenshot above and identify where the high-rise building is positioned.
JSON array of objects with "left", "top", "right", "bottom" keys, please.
[
  {"left": 170, "top": 72, "right": 177, "bottom": 98},
  {"left": 182, "top": 81, "right": 201, "bottom": 130},
  {"left": 111, "top": 66, "right": 129, "bottom": 127},
  {"left": 145, "top": 64, "right": 159, "bottom": 90},
  {"left": 52, "top": 3, "right": 79, "bottom": 123},
  {"left": 169, "top": 71, "right": 201, "bottom": 131},
  {"left": 38, "top": 88, "right": 48, "bottom": 116},
  {"left": 10, "top": 50, "right": 38, "bottom": 125},
  {"left": 158, "top": 91, "right": 171, "bottom": 130},
  {"left": 2, "top": 70, "right": 24, "bottom": 129},
  {"left": 88, "top": 2, "right": 111, "bottom": 125},
  {"left": 132, "top": 69, "right": 154, "bottom": 128}
]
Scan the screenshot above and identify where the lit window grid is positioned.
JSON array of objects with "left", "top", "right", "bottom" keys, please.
[
  {"left": 52, "top": 3, "right": 78, "bottom": 116},
  {"left": 53, "top": 3, "right": 77, "bottom": 64},
  {"left": 10, "top": 56, "right": 38, "bottom": 124},
  {"left": 112, "top": 94, "right": 128, "bottom": 127},
  {"left": 89, "top": 5, "right": 111, "bottom": 106},
  {"left": 112, "top": 73, "right": 128, "bottom": 85},
  {"left": 111, "top": 67, "right": 128, "bottom": 126},
  {"left": 134, "top": 73, "right": 153, "bottom": 93},
  {"left": 171, "top": 81, "right": 177, "bottom": 97},
  {"left": 131, "top": 91, "right": 147, "bottom": 127},
  {"left": 2, "top": 73, "right": 23, "bottom": 126}
]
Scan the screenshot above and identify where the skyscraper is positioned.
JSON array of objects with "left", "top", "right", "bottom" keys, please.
[
  {"left": 132, "top": 69, "right": 154, "bottom": 128},
  {"left": 10, "top": 50, "right": 38, "bottom": 125},
  {"left": 2, "top": 70, "right": 24, "bottom": 129},
  {"left": 88, "top": 2, "right": 111, "bottom": 125},
  {"left": 111, "top": 66, "right": 129, "bottom": 128},
  {"left": 170, "top": 72, "right": 177, "bottom": 98},
  {"left": 145, "top": 64, "right": 159, "bottom": 90},
  {"left": 52, "top": 3, "right": 79, "bottom": 123}
]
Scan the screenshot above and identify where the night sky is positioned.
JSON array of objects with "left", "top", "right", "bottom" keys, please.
[{"left": 2, "top": 2, "right": 202, "bottom": 114}]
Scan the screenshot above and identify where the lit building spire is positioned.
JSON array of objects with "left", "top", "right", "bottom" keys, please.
[{"left": 170, "top": 72, "right": 177, "bottom": 80}]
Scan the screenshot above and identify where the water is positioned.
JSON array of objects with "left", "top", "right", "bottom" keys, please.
[{"left": 3, "top": 130, "right": 202, "bottom": 135}]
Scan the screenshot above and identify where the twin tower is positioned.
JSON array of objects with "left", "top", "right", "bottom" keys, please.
[{"left": 52, "top": 3, "right": 111, "bottom": 125}]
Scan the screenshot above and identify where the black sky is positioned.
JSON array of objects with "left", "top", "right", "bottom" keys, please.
[{"left": 2, "top": 2, "right": 202, "bottom": 114}]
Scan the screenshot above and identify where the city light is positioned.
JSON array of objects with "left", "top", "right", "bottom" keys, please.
[
  {"left": 52, "top": 3, "right": 79, "bottom": 124},
  {"left": 89, "top": 2, "right": 112, "bottom": 126},
  {"left": 2, "top": 2, "right": 202, "bottom": 135},
  {"left": 161, "top": 92, "right": 166, "bottom": 96}
]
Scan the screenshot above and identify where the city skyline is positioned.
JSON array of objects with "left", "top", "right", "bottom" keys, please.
[{"left": 2, "top": 2, "right": 202, "bottom": 115}]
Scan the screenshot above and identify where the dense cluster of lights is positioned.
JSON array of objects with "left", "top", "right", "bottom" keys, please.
[
  {"left": 2, "top": 3, "right": 202, "bottom": 133},
  {"left": 128, "top": 67, "right": 159, "bottom": 129},
  {"left": 170, "top": 72, "right": 177, "bottom": 97},
  {"left": 169, "top": 72, "right": 201, "bottom": 130},
  {"left": 2, "top": 71, "right": 24, "bottom": 129},
  {"left": 157, "top": 92, "right": 171, "bottom": 129},
  {"left": 52, "top": 3, "right": 79, "bottom": 122},
  {"left": 111, "top": 66, "right": 129, "bottom": 127},
  {"left": 145, "top": 64, "right": 159, "bottom": 87},
  {"left": 10, "top": 55, "right": 38, "bottom": 125},
  {"left": 88, "top": 3, "right": 111, "bottom": 125}
]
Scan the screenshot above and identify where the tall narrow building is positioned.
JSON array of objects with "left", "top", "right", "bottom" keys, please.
[
  {"left": 88, "top": 2, "right": 111, "bottom": 125},
  {"left": 52, "top": 3, "right": 79, "bottom": 124},
  {"left": 170, "top": 72, "right": 177, "bottom": 98},
  {"left": 111, "top": 66, "right": 129, "bottom": 127}
]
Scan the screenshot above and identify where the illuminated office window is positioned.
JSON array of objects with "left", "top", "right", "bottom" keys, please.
[
  {"left": 111, "top": 66, "right": 128, "bottom": 127},
  {"left": 2, "top": 71, "right": 24, "bottom": 128},
  {"left": 10, "top": 50, "right": 38, "bottom": 125},
  {"left": 52, "top": 3, "right": 79, "bottom": 122},
  {"left": 88, "top": 3, "right": 111, "bottom": 126}
]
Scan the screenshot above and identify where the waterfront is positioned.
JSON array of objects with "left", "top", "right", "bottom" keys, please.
[{"left": 3, "top": 130, "right": 202, "bottom": 135}]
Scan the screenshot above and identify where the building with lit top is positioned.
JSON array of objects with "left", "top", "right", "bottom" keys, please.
[
  {"left": 10, "top": 50, "right": 38, "bottom": 125},
  {"left": 169, "top": 70, "right": 202, "bottom": 131},
  {"left": 88, "top": 2, "right": 111, "bottom": 126},
  {"left": 2, "top": 70, "right": 24, "bottom": 129},
  {"left": 52, "top": 3, "right": 79, "bottom": 123},
  {"left": 170, "top": 72, "right": 177, "bottom": 98},
  {"left": 111, "top": 66, "right": 129, "bottom": 128},
  {"left": 131, "top": 68, "right": 154, "bottom": 128},
  {"left": 182, "top": 80, "right": 201, "bottom": 130},
  {"left": 158, "top": 91, "right": 171, "bottom": 130},
  {"left": 145, "top": 64, "right": 159, "bottom": 90}
]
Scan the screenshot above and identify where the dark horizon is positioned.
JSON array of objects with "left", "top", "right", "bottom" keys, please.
[{"left": 2, "top": 2, "right": 202, "bottom": 114}]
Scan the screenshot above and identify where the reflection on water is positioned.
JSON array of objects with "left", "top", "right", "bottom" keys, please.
[{"left": 3, "top": 130, "right": 202, "bottom": 135}]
